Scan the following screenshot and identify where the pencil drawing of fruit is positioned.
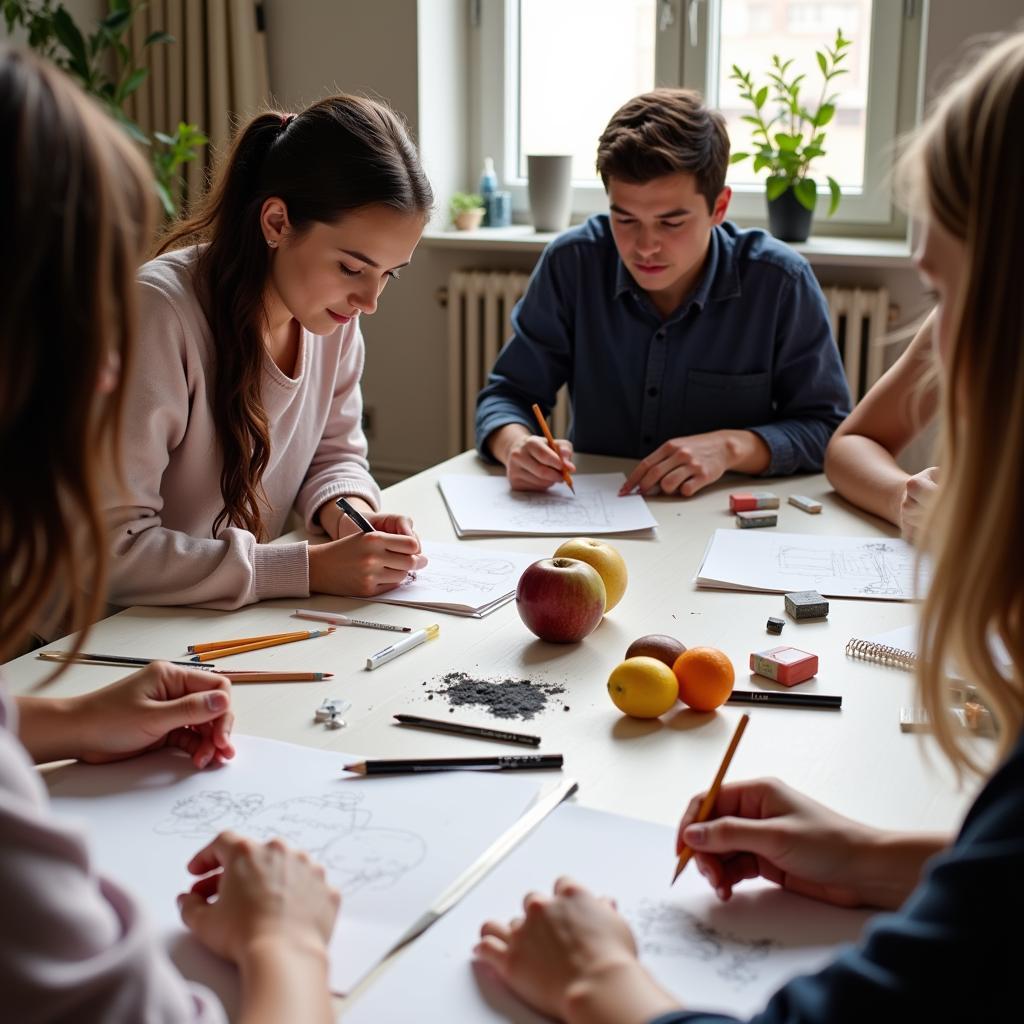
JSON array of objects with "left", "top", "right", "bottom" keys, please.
[{"left": 516, "top": 558, "right": 606, "bottom": 643}]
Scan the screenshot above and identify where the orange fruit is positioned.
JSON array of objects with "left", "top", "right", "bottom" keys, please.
[
  {"left": 607, "top": 657, "right": 679, "bottom": 719},
  {"left": 672, "top": 647, "right": 735, "bottom": 711}
]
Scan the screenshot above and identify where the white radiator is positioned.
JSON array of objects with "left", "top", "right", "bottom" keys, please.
[
  {"left": 446, "top": 270, "right": 570, "bottom": 454},
  {"left": 445, "top": 272, "right": 890, "bottom": 455},
  {"left": 822, "top": 285, "right": 891, "bottom": 401}
]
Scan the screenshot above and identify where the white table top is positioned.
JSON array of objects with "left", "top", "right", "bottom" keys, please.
[{"left": 4, "top": 450, "right": 979, "bottom": 835}]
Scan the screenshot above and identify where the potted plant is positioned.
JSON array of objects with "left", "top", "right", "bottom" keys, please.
[
  {"left": 450, "top": 192, "right": 485, "bottom": 231},
  {"left": 728, "top": 28, "right": 851, "bottom": 242}
]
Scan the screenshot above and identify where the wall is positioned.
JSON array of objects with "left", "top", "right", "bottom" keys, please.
[{"left": 260, "top": 0, "right": 1024, "bottom": 483}]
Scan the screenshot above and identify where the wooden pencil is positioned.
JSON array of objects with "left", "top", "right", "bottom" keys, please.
[
  {"left": 188, "top": 629, "right": 330, "bottom": 654},
  {"left": 530, "top": 402, "right": 575, "bottom": 493},
  {"left": 190, "top": 628, "right": 333, "bottom": 662},
  {"left": 671, "top": 713, "right": 750, "bottom": 885},
  {"left": 216, "top": 671, "right": 333, "bottom": 683}
]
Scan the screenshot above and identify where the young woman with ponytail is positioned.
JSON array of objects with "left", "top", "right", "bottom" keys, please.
[{"left": 105, "top": 96, "right": 434, "bottom": 611}]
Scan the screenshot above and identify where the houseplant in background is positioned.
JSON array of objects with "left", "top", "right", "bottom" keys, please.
[
  {"left": 728, "top": 28, "right": 850, "bottom": 242},
  {"left": 3, "top": 0, "right": 207, "bottom": 216},
  {"left": 450, "top": 192, "right": 486, "bottom": 231}
]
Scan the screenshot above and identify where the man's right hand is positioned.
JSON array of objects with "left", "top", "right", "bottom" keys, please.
[{"left": 489, "top": 424, "right": 576, "bottom": 492}]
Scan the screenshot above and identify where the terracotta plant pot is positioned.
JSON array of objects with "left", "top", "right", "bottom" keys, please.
[{"left": 453, "top": 208, "right": 485, "bottom": 231}]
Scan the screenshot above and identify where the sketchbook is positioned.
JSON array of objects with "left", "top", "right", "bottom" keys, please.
[
  {"left": 345, "top": 802, "right": 872, "bottom": 1022},
  {"left": 438, "top": 473, "right": 658, "bottom": 537},
  {"left": 366, "top": 541, "right": 536, "bottom": 617},
  {"left": 46, "top": 735, "right": 541, "bottom": 998},
  {"left": 696, "top": 529, "right": 927, "bottom": 601}
]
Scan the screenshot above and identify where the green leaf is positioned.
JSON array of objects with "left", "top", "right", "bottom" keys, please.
[
  {"left": 827, "top": 176, "right": 842, "bottom": 216},
  {"left": 741, "top": 115, "right": 763, "bottom": 127},
  {"left": 774, "top": 132, "right": 800, "bottom": 152},
  {"left": 155, "top": 179, "right": 176, "bottom": 218},
  {"left": 794, "top": 177, "right": 818, "bottom": 211},
  {"left": 144, "top": 30, "right": 175, "bottom": 46},
  {"left": 753, "top": 155, "right": 772, "bottom": 173},
  {"left": 802, "top": 146, "right": 825, "bottom": 160},
  {"left": 755, "top": 85, "right": 768, "bottom": 109},
  {"left": 117, "top": 66, "right": 148, "bottom": 102},
  {"left": 102, "top": 8, "right": 131, "bottom": 33},
  {"left": 53, "top": 6, "right": 90, "bottom": 79},
  {"left": 815, "top": 104, "right": 835, "bottom": 128},
  {"left": 816, "top": 51, "right": 828, "bottom": 75},
  {"left": 766, "top": 176, "right": 790, "bottom": 201},
  {"left": 729, "top": 152, "right": 751, "bottom": 164}
]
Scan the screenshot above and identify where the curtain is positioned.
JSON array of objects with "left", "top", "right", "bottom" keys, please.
[{"left": 127, "top": 0, "right": 271, "bottom": 211}]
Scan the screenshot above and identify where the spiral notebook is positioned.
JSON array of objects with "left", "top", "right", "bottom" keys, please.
[{"left": 845, "top": 625, "right": 918, "bottom": 671}]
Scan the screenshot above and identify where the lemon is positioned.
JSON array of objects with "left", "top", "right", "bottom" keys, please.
[{"left": 607, "top": 656, "right": 679, "bottom": 719}]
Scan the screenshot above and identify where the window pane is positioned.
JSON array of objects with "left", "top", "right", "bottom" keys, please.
[
  {"left": 518, "top": 0, "right": 656, "bottom": 182},
  {"left": 717, "top": 0, "right": 872, "bottom": 192}
]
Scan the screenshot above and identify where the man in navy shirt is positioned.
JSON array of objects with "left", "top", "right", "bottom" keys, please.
[{"left": 475, "top": 89, "right": 851, "bottom": 497}]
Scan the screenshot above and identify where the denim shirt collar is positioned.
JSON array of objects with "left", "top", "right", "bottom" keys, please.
[{"left": 613, "top": 224, "right": 743, "bottom": 322}]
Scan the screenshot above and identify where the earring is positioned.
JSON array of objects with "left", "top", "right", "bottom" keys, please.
[{"left": 267, "top": 238, "right": 278, "bottom": 248}]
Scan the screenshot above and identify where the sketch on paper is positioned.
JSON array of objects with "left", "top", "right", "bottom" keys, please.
[
  {"left": 628, "top": 900, "right": 778, "bottom": 989},
  {"left": 776, "top": 540, "right": 915, "bottom": 597},
  {"left": 155, "top": 790, "right": 426, "bottom": 894},
  {"left": 505, "top": 491, "right": 613, "bottom": 530},
  {"left": 400, "top": 550, "right": 518, "bottom": 595}
]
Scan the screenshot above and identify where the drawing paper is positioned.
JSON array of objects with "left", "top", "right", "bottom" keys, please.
[
  {"left": 365, "top": 542, "right": 536, "bottom": 617},
  {"left": 438, "top": 473, "right": 658, "bottom": 536},
  {"left": 47, "top": 735, "right": 540, "bottom": 997},
  {"left": 696, "top": 529, "right": 927, "bottom": 600},
  {"left": 345, "top": 803, "right": 871, "bottom": 1021}
]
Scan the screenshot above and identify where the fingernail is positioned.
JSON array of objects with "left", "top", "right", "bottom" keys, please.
[
  {"left": 205, "top": 691, "right": 228, "bottom": 712},
  {"left": 198, "top": 752, "right": 212, "bottom": 769},
  {"left": 686, "top": 824, "right": 707, "bottom": 847},
  {"left": 176, "top": 893, "right": 185, "bottom": 907}
]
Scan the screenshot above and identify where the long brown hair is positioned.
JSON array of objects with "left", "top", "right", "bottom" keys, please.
[
  {"left": 899, "top": 33, "right": 1024, "bottom": 773},
  {"left": 158, "top": 96, "right": 433, "bottom": 541},
  {"left": 0, "top": 47, "right": 156, "bottom": 662}
]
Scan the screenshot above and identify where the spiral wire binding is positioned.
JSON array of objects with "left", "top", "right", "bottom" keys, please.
[{"left": 845, "top": 637, "right": 918, "bottom": 670}]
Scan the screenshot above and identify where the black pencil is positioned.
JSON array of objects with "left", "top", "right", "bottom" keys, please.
[
  {"left": 728, "top": 689, "right": 842, "bottom": 710},
  {"left": 394, "top": 713, "right": 542, "bottom": 747},
  {"left": 336, "top": 496, "right": 374, "bottom": 533},
  {"left": 343, "top": 754, "right": 563, "bottom": 775}
]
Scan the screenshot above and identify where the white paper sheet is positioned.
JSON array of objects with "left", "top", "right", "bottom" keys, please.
[
  {"left": 47, "top": 735, "right": 540, "bottom": 996},
  {"left": 367, "top": 542, "right": 537, "bottom": 617},
  {"left": 696, "top": 529, "right": 926, "bottom": 600},
  {"left": 438, "top": 473, "right": 658, "bottom": 536},
  {"left": 345, "top": 803, "right": 871, "bottom": 1022}
]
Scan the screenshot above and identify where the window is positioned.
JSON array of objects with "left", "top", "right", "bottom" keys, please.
[{"left": 471, "top": 0, "right": 923, "bottom": 233}]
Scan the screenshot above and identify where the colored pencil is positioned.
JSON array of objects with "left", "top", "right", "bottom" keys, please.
[
  {"left": 393, "top": 713, "right": 541, "bottom": 747},
  {"left": 530, "top": 402, "right": 575, "bottom": 493},
  {"left": 672, "top": 713, "right": 749, "bottom": 885},
  {"left": 38, "top": 651, "right": 214, "bottom": 670},
  {"left": 294, "top": 608, "right": 412, "bottom": 632},
  {"left": 216, "top": 671, "right": 333, "bottom": 683},
  {"left": 343, "top": 754, "right": 563, "bottom": 775},
  {"left": 190, "top": 628, "right": 332, "bottom": 662},
  {"left": 188, "top": 629, "right": 332, "bottom": 654},
  {"left": 728, "top": 690, "right": 842, "bottom": 710}
]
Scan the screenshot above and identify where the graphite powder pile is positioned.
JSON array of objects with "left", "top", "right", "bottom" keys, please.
[{"left": 425, "top": 671, "right": 567, "bottom": 720}]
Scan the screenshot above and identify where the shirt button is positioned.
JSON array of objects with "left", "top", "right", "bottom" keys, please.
[{"left": 647, "top": 386, "right": 658, "bottom": 397}]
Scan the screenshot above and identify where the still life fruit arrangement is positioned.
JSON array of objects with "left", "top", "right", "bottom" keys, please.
[{"left": 515, "top": 538, "right": 735, "bottom": 720}]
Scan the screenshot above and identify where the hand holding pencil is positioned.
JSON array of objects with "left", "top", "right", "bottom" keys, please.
[{"left": 496, "top": 410, "right": 576, "bottom": 493}]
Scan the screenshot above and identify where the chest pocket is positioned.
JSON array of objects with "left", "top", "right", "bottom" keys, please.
[{"left": 684, "top": 369, "right": 772, "bottom": 431}]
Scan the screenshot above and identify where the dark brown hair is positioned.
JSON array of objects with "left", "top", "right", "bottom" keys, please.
[
  {"left": 158, "top": 96, "right": 433, "bottom": 541},
  {"left": 0, "top": 47, "right": 156, "bottom": 661},
  {"left": 596, "top": 88, "right": 730, "bottom": 212}
]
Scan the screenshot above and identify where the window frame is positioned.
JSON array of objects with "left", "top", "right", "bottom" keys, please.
[{"left": 469, "top": 0, "right": 925, "bottom": 236}]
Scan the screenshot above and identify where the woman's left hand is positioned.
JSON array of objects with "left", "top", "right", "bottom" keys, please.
[{"left": 70, "top": 662, "right": 235, "bottom": 769}]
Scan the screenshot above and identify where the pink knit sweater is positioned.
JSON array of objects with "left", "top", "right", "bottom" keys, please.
[{"left": 105, "top": 247, "right": 382, "bottom": 610}]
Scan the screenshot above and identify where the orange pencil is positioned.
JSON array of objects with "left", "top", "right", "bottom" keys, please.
[
  {"left": 190, "top": 628, "right": 333, "bottom": 662},
  {"left": 530, "top": 402, "right": 575, "bottom": 494},
  {"left": 671, "top": 713, "right": 749, "bottom": 885},
  {"left": 188, "top": 629, "right": 332, "bottom": 654}
]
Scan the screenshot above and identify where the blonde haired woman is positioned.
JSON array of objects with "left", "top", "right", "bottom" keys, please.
[{"left": 474, "top": 33, "right": 1024, "bottom": 1024}]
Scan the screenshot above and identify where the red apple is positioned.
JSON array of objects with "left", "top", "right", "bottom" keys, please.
[{"left": 516, "top": 557, "right": 606, "bottom": 643}]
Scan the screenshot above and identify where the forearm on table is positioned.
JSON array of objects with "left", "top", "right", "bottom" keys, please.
[
  {"left": 719, "top": 430, "right": 771, "bottom": 475},
  {"left": 16, "top": 695, "right": 82, "bottom": 763},
  {"left": 825, "top": 434, "right": 908, "bottom": 526},
  {"left": 238, "top": 938, "right": 333, "bottom": 1024},
  {"left": 564, "top": 958, "right": 682, "bottom": 1024},
  {"left": 857, "top": 829, "right": 952, "bottom": 910}
]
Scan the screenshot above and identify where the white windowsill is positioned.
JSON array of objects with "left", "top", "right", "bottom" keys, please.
[{"left": 421, "top": 226, "right": 913, "bottom": 268}]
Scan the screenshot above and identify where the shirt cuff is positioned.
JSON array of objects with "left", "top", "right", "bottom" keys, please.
[
  {"left": 475, "top": 410, "right": 536, "bottom": 464},
  {"left": 302, "top": 479, "right": 382, "bottom": 533},
  {"left": 748, "top": 424, "right": 797, "bottom": 477},
  {"left": 253, "top": 541, "right": 310, "bottom": 600}
]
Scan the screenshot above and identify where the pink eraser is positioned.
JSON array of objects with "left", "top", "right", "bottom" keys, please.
[
  {"left": 749, "top": 646, "right": 818, "bottom": 686},
  {"left": 729, "top": 491, "right": 780, "bottom": 513}
]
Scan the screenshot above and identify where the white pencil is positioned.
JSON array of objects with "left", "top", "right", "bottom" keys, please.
[{"left": 294, "top": 609, "right": 412, "bottom": 633}]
